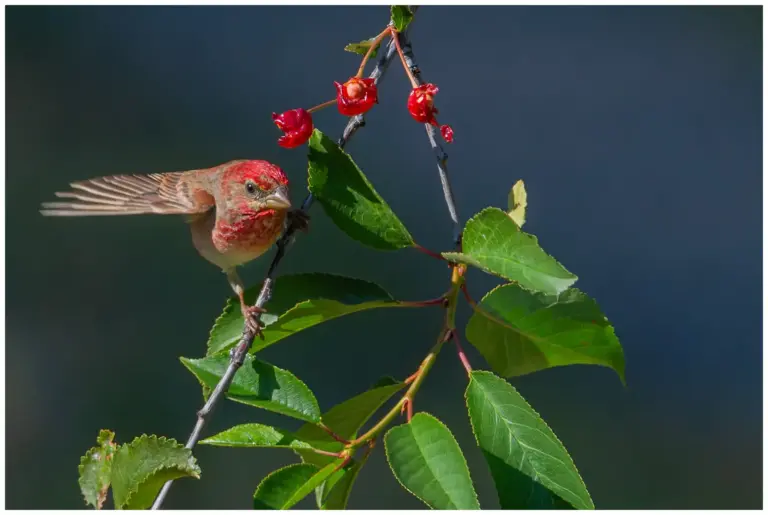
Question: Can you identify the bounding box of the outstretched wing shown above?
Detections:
[40,172,214,216]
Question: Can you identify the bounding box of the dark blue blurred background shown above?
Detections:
[6,5,762,509]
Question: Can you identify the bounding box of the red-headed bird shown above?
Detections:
[41,159,306,335]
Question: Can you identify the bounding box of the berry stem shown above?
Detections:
[356,27,394,78]
[391,29,419,88]
[307,99,337,113]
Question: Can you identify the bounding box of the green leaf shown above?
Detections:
[200,423,313,450]
[507,179,527,227]
[466,284,625,382]
[110,435,200,510]
[308,129,415,251]
[390,6,414,32]
[207,273,399,356]
[253,462,341,510]
[384,413,480,510]
[181,354,321,423]
[318,459,365,510]
[295,380,406,467]
[78,429,117,509]
[466,371,594,509]
[443,207,577,295]
[344,38,380,58]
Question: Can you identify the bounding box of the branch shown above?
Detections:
[150,16,415,511]
[396,29,461,248]
[341,24,469,449]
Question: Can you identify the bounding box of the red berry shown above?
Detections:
[407,83,439,124]
[335,77,378,116]
[272,108,313,148]
[440,124,454,144]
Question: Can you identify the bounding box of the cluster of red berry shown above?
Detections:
[272,27,453,149]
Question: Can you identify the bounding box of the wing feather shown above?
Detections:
[40,171,214,217]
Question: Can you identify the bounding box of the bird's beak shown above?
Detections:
[263,186,292,211]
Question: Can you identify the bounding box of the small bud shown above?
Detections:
[272,108,313,148]
[335,77,378,116]
[440,124,454,144]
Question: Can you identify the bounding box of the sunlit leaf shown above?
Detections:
[78,429,117,509]
[466,371,593,509]
[444,207,577,295]
[384,413,480,509]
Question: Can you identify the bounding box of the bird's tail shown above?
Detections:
[40,172,210,216]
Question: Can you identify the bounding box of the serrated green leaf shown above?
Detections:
[507,179,527,227]
[344,38,380,58]
[318,458,365,510]
[466,371,594,509]
[390,5,414,32]
[295,380,406,468]
[181,354,321,423]
[384,413,480,509]
[200,423,313,450]
[78,429,117,509]
[308,129,415,251]
[207,273,399,356]
[253,462,341,510]
[466,284,625,382]
[110,435,200,510]
[444,207,577,295]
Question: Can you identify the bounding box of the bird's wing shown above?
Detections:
[40,171,215,216]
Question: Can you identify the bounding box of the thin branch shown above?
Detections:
[150,16,414,511]
[396,30,462,248]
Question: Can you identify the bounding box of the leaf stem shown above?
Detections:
[452,330,472,375]
[413,243,446,261]
[399,296,446,308]
[355,27,393,78]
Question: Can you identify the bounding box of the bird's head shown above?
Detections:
[220,160,291,217]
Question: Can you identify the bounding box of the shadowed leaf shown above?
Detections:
[181,354,321,423]
[110,435,200,510]
[253,462,341,510]
[466,284,625,382]
[207,273,399,356]
[308,129,415,250]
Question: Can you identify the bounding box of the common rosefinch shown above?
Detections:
[40,159,306,335]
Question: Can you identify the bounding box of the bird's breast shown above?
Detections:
[189,208,285,270]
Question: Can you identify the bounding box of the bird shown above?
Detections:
[40,159,307,336]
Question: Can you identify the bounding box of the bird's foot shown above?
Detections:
[288,209,310,233]
[241,303,266,340]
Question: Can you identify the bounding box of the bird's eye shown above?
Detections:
[245,181,257,195]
